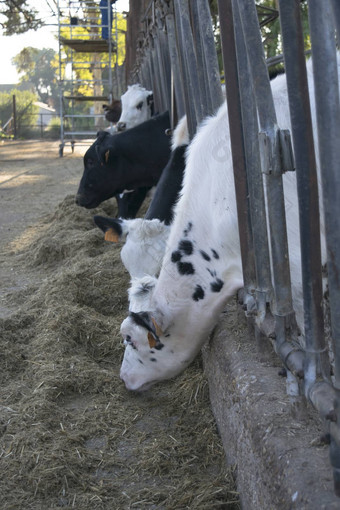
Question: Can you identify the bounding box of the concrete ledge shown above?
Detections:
[202,299,339,510]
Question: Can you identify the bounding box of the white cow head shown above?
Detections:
[119,241,244,391]
[93,216,169,278]
[120,309,197,392]
[117,84,154,131]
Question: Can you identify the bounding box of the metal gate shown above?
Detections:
[128,0,340,496]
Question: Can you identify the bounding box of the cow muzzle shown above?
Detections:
[75,193,99,209]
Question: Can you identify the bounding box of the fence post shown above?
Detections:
[217,0,256,310]
[231,0,273,334]
[308,0,340,495]
[12,95,17,139]
[236,0,299,369]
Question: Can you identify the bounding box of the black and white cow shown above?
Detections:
[117,84,154,132]
[118,56,330,391]
[102,99,122,124]
[93,116,189,278]
[75,112,171,215]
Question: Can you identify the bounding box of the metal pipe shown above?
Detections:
[278,0,328,393]
[330,0,340,41]
[165,12,186,119]
[173,0,197,138]
[217,0,256,298]
[309,0,340,389]
[195,0,224,113]
[174,0,203,130]
[189,0,212,115]
[231,0,273,323]
[237,0,297,345]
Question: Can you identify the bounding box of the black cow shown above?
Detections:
[93,142,187,236]
[144,143,187,224]
[76,112,171,215]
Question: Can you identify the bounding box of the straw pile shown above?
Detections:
[0,195,240,509]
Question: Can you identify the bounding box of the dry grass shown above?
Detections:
[0,195,240,509]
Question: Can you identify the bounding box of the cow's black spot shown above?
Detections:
[150,358,157,362]
[155,342,164,351]
[183,222,193,236]
[207,268,216,277]
[211,248,219,259]
[210,278,224,292]
[150,350,155,354]
[179,239,193,255]
[192,284,205,302]
[177,261,195,275]
[171,250,182,263]
[164,334,171,338]
[138,359,144,364]
[200,250,211,262]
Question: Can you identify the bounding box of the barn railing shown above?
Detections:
[129,0,340,496]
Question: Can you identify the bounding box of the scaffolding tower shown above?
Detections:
[57,0,119,156]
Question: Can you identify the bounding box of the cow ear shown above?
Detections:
[129,311,164,350]
[93,216,123,242]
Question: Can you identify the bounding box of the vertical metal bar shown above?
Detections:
[308,2,340,494]
[192,0,224,114]
[277,0,327,393]
[158,21,172,112]
[165,12,186,119]
[173,0,197,138]
[308,0,340,388]
[12,95,17,139]
[57,0,64,156]
[150,44,163,112]
[330,0,340,41]
[189,0,212,115]
[174,0,204,130]
[231,0,273,318]
[217,0,256,297]
[237,0,297,347]
[154,32,168,111]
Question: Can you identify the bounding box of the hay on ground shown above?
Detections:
[0,195,240,509]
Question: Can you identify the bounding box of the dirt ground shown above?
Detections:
[0,140,240,510]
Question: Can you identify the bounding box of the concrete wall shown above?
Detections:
[202,298,339,509]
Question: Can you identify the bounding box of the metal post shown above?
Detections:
[191,0,224,114]
[174,0,203,134]
[231,0,273,325]
[330,0,340,42]
[189,0,211,115]
[173,0,197,138]
[308,0,340,495]
[217,0,256,302]
[308,0,340,389]
[165,11,186,120]
[277,0,328,393]
[12,95,17,139]
[237,0,298,354]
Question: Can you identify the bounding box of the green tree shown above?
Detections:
[0,89,38,135]
[258,0,310,59]
[12,47,59,106]
[0,0,42,35]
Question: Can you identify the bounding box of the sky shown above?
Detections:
[0,0,129,85]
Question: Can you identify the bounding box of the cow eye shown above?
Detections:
[136,101,143,110]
